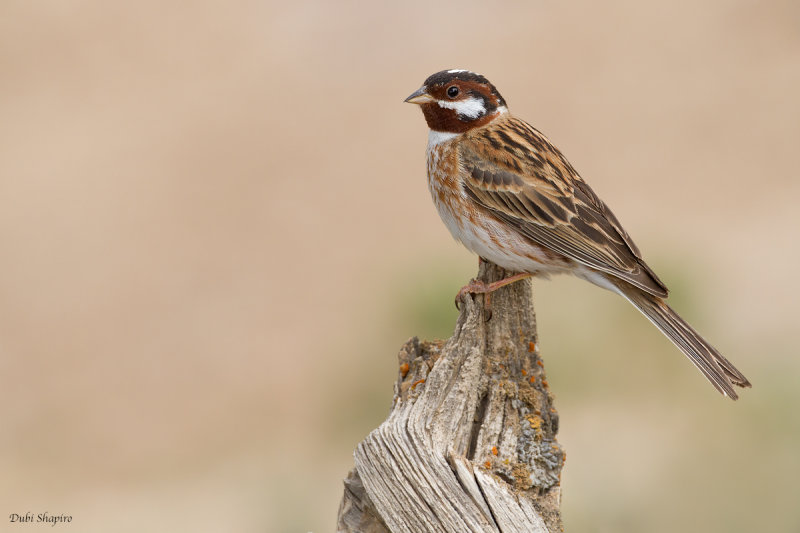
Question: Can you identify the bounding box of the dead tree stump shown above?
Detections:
[337,262,564,532]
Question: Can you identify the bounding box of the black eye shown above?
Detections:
[446,85,460,98]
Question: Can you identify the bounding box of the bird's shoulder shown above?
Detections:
[456,115,580,202]
[453,115,583,226]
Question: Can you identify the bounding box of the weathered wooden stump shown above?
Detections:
[337,262,564,533]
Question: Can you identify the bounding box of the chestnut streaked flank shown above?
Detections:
[405,69,751,399]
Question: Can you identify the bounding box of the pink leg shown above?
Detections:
[455,271,533,312]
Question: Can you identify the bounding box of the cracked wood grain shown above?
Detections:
[337,262,564,532]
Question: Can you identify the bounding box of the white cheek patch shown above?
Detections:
[437,97,487,119]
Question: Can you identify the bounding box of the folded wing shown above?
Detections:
[460,118,668,297]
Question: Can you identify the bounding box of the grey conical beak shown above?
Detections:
[404,86,435,104]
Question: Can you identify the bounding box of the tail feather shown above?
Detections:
[618,285,751,400]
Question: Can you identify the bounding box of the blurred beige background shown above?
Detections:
[2,1,799,532]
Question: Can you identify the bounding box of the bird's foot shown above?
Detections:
[454,272,533,321]
[455,279,490,310]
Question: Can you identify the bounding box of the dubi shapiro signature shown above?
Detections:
[9,513,72,526]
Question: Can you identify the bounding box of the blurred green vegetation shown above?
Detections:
[393,266,466,341]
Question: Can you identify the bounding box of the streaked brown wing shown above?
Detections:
[460,117,668,297]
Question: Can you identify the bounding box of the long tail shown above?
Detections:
[616,284,751,400]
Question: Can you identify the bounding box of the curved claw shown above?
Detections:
[455,279,488,309]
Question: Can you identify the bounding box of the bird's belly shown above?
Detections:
[435,196,563,273]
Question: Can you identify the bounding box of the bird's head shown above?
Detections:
[405,69,507,133]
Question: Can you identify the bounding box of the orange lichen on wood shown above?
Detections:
[411,378,426,389]
[527,415,543,431]
[399,363,410,377]
[528,341,536,352]
[521,369,527,376]
[484,461,492,469]
[491,446,498,456]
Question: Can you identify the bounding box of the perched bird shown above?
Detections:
[405,69,750,399]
